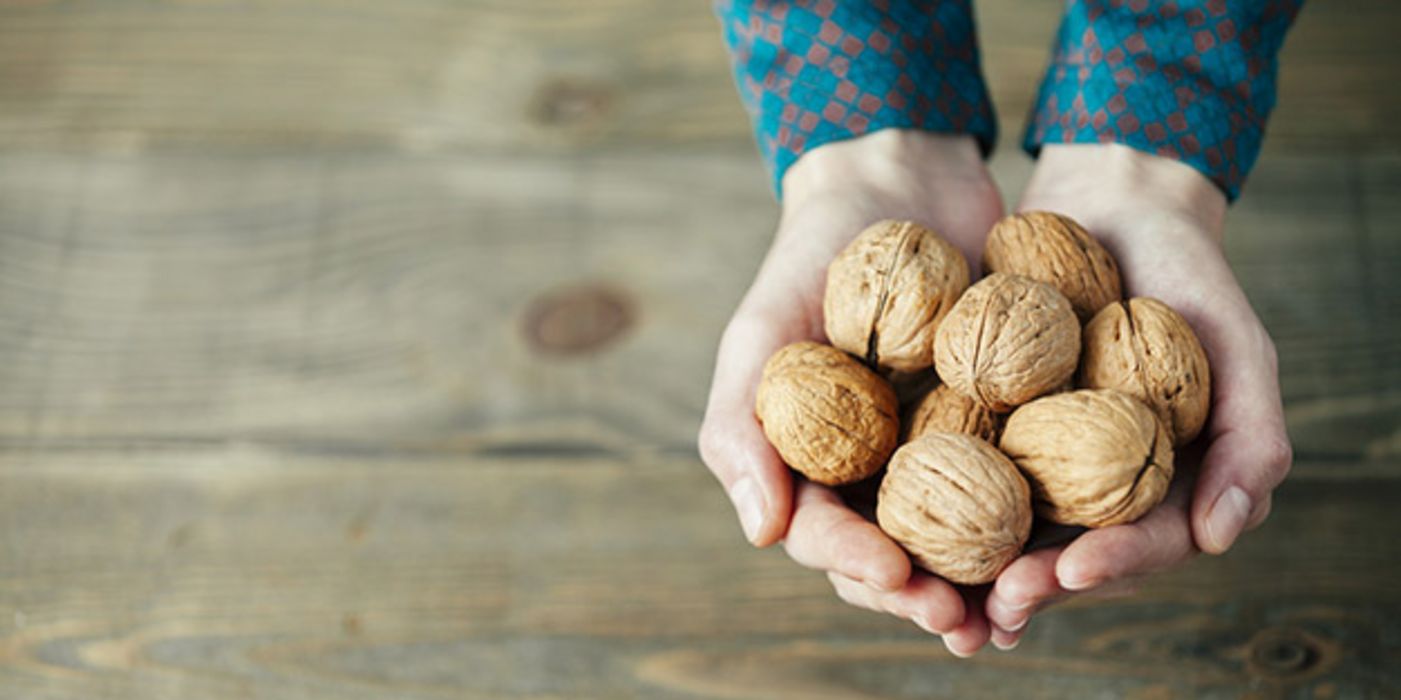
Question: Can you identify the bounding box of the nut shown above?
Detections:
[755,342,899,485]
[904,383,1003,444]
[825,220,970,373]
[1080,298,1212,445]
[876,433,1032,584]
[999,389,1174,527]
[933,273,1081,412]
[983,211,1122,321]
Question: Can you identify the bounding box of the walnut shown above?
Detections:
[983,211,1122,321]
[904,383,1003,444]
[933,273,1081,412]
[999,389,1174,528]
[755,342,899,486]
[876,433,1032,585]
[1080,298,1212,446]
[824,220,970,374]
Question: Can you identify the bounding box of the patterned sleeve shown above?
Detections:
[715,0,998,198]
[1024,0,1304,200]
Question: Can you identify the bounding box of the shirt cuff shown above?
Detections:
[716,0,997,198]
[1022,0,1303,201]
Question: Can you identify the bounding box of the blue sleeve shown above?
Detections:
[1023,0,1305,200]
[715,0,998,198]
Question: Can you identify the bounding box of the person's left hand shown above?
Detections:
[977,144,1293,652]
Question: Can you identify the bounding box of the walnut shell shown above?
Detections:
[932,273,1081,412]
[999,389,1174,528]
[824,220,970,373]
[755,342,899,486]
[983,211,1123,321]
[876,433,1032,585]
[904,383,1003,444]
[1080,298,1212,446]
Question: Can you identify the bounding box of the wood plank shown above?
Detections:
[0,452,1396,698]
[0,0,1396,153]
[0,2,1398,698]
[0,149,774,458]
[1226,150,1401,464]
[0,146,1397,469]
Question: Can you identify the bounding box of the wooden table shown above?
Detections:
[0,1,1398,697]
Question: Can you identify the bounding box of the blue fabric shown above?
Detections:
[1023,0,1304,200]
[715,0,997,197]
[715,0,1303,201]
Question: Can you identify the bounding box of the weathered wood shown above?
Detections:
[0,0,1397,153]
[0,0,1398,697]
[0,454,1396,698]
[0,147,1396,468]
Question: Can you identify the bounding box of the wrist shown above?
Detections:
[781,130,990,210]
[1020,144,1228,245]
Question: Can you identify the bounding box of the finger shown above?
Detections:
[828,571,885,614]
[943,588,991,658]
[786,481,912,591]
[1056,478,1196,591]
[1190,323,1292,555]
[990,624,1024,652]
[988,574,1147,652]
[698,313,803,546]
[828,571,966,634]
[986,547,1066,633]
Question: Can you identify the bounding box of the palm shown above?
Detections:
[985,191,1289,651]
[699,140,1005,655]
[705,139,1289,657]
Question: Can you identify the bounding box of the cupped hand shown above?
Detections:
[982,144,1292,651]
[698,129,1005,655]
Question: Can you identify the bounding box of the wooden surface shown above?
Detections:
[0,1,1398,698]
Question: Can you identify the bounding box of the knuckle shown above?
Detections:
[1261,335,1281,373]
[783,516,828,571]
[1262,435,1293,485]
[827,573,863,607]
[696,421,721,466]
[782,536,812,568]
[697,419,744,484]
[819,517,867,568]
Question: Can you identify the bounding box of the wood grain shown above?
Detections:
[0,0,1398,697]
[0,146,1395,468]
[0,0,1397,152]
[0,454,1397,698]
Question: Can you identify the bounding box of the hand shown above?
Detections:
[698,129,1006,655]
[982,144,1293,651]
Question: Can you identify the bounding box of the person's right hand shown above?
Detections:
[697,129,1006,656]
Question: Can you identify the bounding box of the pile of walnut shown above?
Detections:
[755,213,1211,585]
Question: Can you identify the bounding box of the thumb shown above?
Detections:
[1191,322,1292,554]
[698,312,800,546]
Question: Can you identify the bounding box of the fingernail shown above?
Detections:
[992,634,1021,652]
[1058,564,1100,591]
[912,614,952,636]
[1059,574,1099,592]
[730,476,766,544]
[992,597,1030,616]
[988,599,1029,630]
[943,637,974,659]
[1206,486,1251,553]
